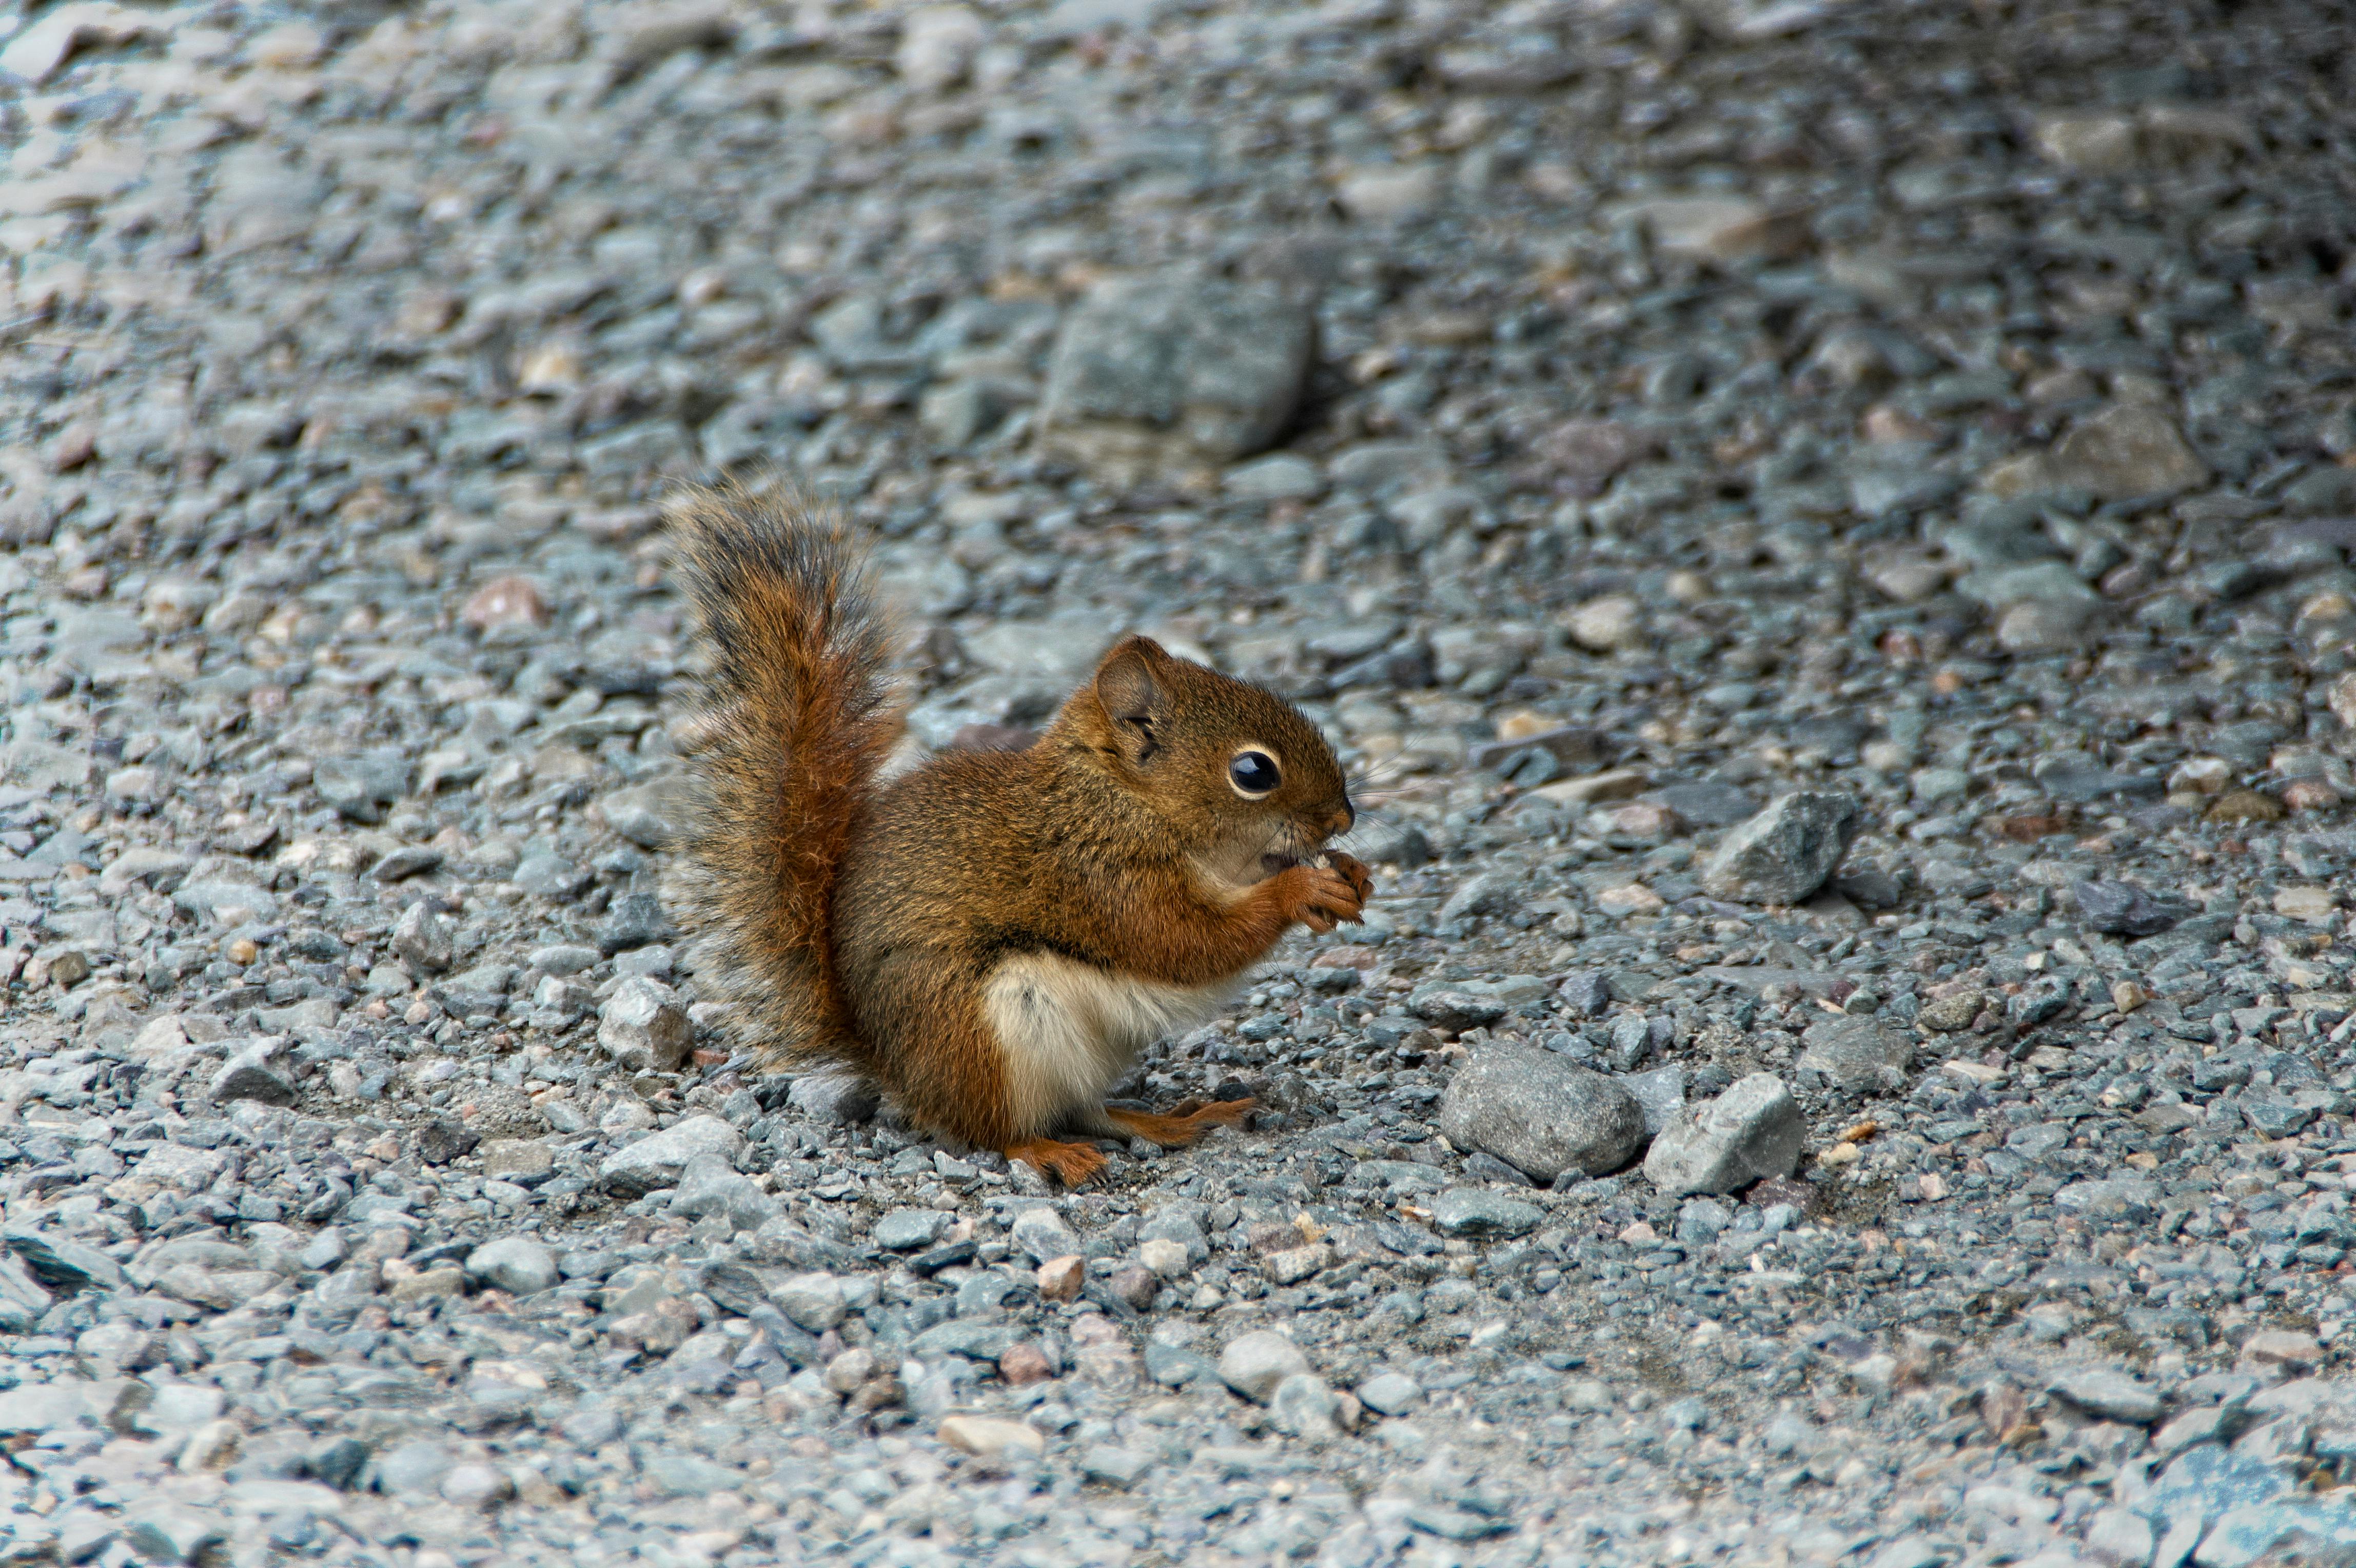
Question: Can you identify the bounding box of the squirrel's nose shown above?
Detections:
[1331,803,1356,836]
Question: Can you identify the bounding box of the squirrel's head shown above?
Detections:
[1067,635,1354,877]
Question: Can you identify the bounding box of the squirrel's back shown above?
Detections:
[664,482,901,1073]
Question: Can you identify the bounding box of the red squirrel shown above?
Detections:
[666,482,1373,1185]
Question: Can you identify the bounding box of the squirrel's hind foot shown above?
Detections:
[1105,1097,1257,1149]
[1006,1136,1107,1187]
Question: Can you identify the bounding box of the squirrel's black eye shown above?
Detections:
[1228,751,1281,797]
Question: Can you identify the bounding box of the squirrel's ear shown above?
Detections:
[1093,637,1167,751]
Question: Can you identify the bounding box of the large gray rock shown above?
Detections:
[1356,1371,1423,1417]
[873,1208,951,1251]
[1009,1206,1081,1264]
[1796,1016,1916,1088]
[597,976,692,1073]
[1701,792,1862,905]
[208,1036,295,1107]
[2046,403,2208,499]
[1219,1330,1311,1403]
[1267,1373,1342,1442]
[390,901,453,973]
[771,1271,846,1332]
[1436,1045,1647,1183]
[1643,1074,1807,1196]
[1619,1065,1686,1137]
[598,1115,743,1198]
[668,1152,782,1233]
[312,751,411,824]
[0,1380,90,1436]
[465,1236,559,1296]
[1038,273,1316,480]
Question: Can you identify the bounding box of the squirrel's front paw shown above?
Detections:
[1279,864,1364,933]
[1325,850,1375,905]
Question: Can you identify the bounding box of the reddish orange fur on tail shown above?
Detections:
[663,481,900,1074]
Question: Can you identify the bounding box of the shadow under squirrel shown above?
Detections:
[665,482,1373,1186]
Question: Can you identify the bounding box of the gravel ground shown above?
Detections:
[6,0,2356,1564]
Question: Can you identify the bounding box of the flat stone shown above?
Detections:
[367,845,441,883]
[666,1151,780,1233]
[1618,194,1782,263]
[1408,983,1509,1030]
[1261,1242,1330,1286]
[1224,453,1324,502]
[511,851,590,899]
[2072,880,2193,937]
[6,1228,123,1292]
[1655,781,1759,827]
[0,1380,91,1435]
[2048,1368,2165,1425]
[1618,1065,1687,1138]
[937,1415,1045,1459]
[208,1053,296,1107]
[481,1139,554,1182]
[1356,1371,1424,1416]
[641,1452,739,1497]
[390,902,453,972]
[598,1115,743,1198]
[1143,1341,1213,1387]
[1429,1187,1543,1239]
[2054,1176,2159,1222]
[373,1439,455,1494]
[874,1209,952,1251]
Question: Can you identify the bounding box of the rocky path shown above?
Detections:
[4,0,2356,1564]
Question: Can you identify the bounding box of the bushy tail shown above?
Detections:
[665,481,898,1072]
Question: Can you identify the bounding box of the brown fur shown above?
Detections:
[665,481,901,1076]
[667,487,1370,1183]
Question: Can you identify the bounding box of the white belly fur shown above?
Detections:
[980,953,1239,1135]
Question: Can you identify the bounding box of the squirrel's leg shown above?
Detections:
[1102,1100,1256,1149]
[1003,1137,1107,1186]
[905,979,1116,1186]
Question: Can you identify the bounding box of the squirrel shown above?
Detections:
[664,482,1373,1186]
